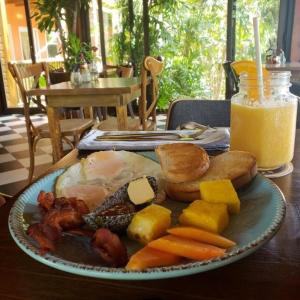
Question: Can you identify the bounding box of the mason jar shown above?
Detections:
[230,71,298,170]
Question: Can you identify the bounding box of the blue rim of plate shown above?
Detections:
[8,170,286,280]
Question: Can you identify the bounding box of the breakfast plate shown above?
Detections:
[8,159,285,280]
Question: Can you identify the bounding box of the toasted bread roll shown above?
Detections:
[165,150,257,202]
[155,143,210,183]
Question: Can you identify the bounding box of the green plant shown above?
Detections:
[32,0,91,70]
[63,33,93,72]
[113,0,279,109]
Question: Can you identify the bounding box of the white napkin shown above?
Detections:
[77,128,230,151]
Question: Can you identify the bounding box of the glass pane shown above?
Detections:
[150,2,228,106]
[235,0,280,62]
[20,30,31,60]
[112,1,227,107]
[89,0,102,66]
[89,0,120,66]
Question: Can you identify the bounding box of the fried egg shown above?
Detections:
[55,151,164,211]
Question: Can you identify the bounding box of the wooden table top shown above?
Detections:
[266,62,300,71]
[1,135,300,300]
[28,77,141,96]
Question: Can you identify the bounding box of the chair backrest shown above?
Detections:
[102,64,133,79]
[8,62,49,135]
[116,65,133,78]
[166,99,231,130]
[223,61,239,98]
[139,56,164,130]
[8,62,49,104]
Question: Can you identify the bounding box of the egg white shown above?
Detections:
[55,151,165,210]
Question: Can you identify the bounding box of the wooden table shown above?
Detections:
[28,77,142,162]
[1,137,300,300]
[266,62,300,82]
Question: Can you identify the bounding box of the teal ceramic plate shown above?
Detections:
[8,170,285,280]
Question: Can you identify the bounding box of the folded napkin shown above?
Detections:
[77,128,230,151]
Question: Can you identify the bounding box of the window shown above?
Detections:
[46,31,61,58]
[19,27,30,61]
[235,1,280,61]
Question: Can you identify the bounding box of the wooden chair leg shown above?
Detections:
[28,138,35,183]
[62,136,75,149]
[95,107,102,121]
[73,134,80,146]
[32,136,39,153]
[128,102,135,119]
[101,107,107,120]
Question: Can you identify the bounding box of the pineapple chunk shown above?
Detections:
[199,179,240,214]
[179,200,229,233]
[127,204,171,244]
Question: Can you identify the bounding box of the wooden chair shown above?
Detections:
[8,62,94,183]
[166,99,231,130]
[222,61,239,99]
[98,56,164,131]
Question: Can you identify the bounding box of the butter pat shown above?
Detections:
[127,177,155,205]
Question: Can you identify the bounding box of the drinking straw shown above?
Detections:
[253,17,264,103]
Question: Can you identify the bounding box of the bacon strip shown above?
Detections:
[37,191,55,211]
[27,223,60,255]
[28,192,90,255]
[92,228,128,267]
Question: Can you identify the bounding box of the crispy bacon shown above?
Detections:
[43,207,85,232]
[64,228,95,238]
[92,228,128,267]
[28,194,90,255]
[54,197,90,215]
[27,223,60,255]
[37,191,55,211]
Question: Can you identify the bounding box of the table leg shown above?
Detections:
[83,106,93,118]
[116,105,128,130]
[47,106,63,162]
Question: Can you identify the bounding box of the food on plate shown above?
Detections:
[91,228,128,267]
[83,176,157,232]
[82,151,125,181]
[125,246,181,271]
[27,191,90,254]
[27,223,60,255]
[148,234,225,260]
[127,204,171,244]
[127,176,155,205]
[56,150,165,210]
[179,200,229,233]
[37,191,55,211]
[26,147,244,270]
[85,202,136,233]
[167,227,236,248]
[165,150,257,202]
[155,143,210,183]
[199,179,240,214]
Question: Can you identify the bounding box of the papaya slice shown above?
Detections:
[125,246,181,271]
[168,227,236,248]
[148,235,225,261]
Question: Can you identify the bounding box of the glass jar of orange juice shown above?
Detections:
[230,71,298,170]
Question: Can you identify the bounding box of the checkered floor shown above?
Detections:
[0,113,167,197]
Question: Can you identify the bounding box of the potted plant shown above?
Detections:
[32,0,92,82]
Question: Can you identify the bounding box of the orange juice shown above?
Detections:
[230,101,297,169]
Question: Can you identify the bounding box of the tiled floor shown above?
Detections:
[0,113,167,196]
